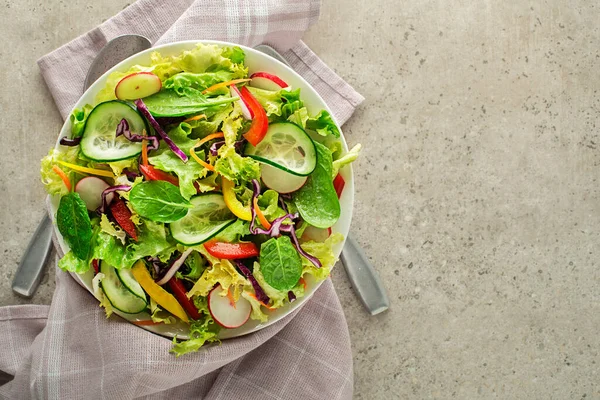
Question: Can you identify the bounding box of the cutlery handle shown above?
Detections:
[12,215,54,298]
[340,234,390,315]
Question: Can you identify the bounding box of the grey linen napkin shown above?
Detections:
[0,1,364,398]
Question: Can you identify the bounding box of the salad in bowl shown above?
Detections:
[40,42,360,356]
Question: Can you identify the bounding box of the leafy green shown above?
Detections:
[40,147,81,196]
[252,262,305,309]
[176,250,206,281]
[171,312,219,357]
[259,236,302,291]
[257,190,286,220]
[241,289,269,322]
[149,146,208,200]
[99,214,126,244]
[107,158,137,176]
[332,143,362,178]
[188,245,247,301]
[56,192,92,260]
[214,105,261,183]
[212,219,250,242]
[164,71,236,96]
[69,104,93,138]
[91,231,129,269]
[306,110,341,138]
[129,181,192,223]
[293,142,340,228]
[143,89,238,117]
[221,46,246,64]
[128,219,176,263]
[58,251,90,273]
[300,233,344,281]
[246,87,303,122]
[149,298,177,324]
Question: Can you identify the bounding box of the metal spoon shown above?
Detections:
[12,35,152,298]
[254,44,389,315]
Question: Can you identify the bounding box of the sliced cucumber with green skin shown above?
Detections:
[80,100,148,162]
[115,267,146,301]
[100,261,147,314]
[170,193,236,246]
[245,122,317,176]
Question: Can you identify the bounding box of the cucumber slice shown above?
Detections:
[115,267,146,301]
[245,122,317,176]
[100,261,147,314]
[80,100,147,162]
[170,193,236,246]
[261,163,307,193]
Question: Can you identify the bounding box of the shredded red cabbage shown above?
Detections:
[156,248,194,286]
[96,185,132,214]
[122,169,140,181]
[249,179,322,268]
[288,291,296,302]
[233,260,270,304]
[134,99,188,162]
[59,137,81,146]
[146,256,165,275]
[116,118,159,151]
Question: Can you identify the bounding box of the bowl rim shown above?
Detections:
[51,39,354,340]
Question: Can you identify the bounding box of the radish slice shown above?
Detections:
[302,225,331,242]
[230,85,253,120]
[115,72,162,100]
[75,176,112,211]
[261,164,307,194]
[250,72,288,91]
[208,284,251,329]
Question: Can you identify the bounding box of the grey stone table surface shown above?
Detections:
[1,0,599,398]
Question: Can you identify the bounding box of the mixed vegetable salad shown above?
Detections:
[40,43,361,356]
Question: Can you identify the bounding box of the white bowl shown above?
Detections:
[51,40,353,340]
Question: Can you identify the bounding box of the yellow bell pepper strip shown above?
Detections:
[56,160,114,178]
[183,114,206,123]
[221,178,252,221]
[52,165,71,191]
[131,261,189,323]
[201,79,251,94]
[253,197,271,230]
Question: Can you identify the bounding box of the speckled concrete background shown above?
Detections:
[1,1,599,398]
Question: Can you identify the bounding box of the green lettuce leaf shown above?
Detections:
[40,147,81,196]
[164,71,236,96]
[257,190,286,220]
[170,311,219,357]
[300,233,344,281]
[149,298,177,324]
[188,245,247,301]
[58,251,90,273]
[306,110,341,138]
[241,289,269,323]
[149,144,208,200]
[69,104,93,138]
[176,250,206,282]
[212,219,250,242]
[252,262,305,309]
[128,219,176,263]
[107,158,137,176]
[332,143,362,178]
[99,214,127,245]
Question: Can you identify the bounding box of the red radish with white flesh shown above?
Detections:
[208,284,251,329]
[260,164,307,194]
[230,85,253,120]
[75,177,112,211]
[302,225,331,242]
[250,72,288,91]
[115,72,162,100]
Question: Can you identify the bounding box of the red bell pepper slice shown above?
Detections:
[109,198,138,241]
[167,278,201,320]
[203,240,259,259]
[240,86,269,146]
[333,173,345,198]
[92,259,99,274]
[139,164,179,186]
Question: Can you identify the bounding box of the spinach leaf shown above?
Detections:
[143,89,238,117]
[129,181,192,223]
[259,236,302,291]
[292,142,341,228]
[56,192,92,260]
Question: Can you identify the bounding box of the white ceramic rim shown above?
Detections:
[51,40,354,340]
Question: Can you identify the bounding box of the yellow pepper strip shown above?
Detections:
[56,160,114,177]
[221,178,252,221]
[131,261,189,323]
[202,79,251,94]
[190,132,226,172]
[253,197,271,230]
[183,114,206,123]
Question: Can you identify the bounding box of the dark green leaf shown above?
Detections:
[143,89,238,117]
[260,236,302,291]
[56,192,93,260]
[293,142,340,228]
[129,181,192,223]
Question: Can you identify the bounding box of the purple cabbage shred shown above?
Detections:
[134,99,188,162]
[233,260,270,304]
[115,118,159,151]
[209,139,246,156]
[59,137,81,146]
[96,185,132,214]
[288,291,296,302]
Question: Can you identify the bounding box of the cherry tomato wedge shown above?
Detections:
[109,198,138,241]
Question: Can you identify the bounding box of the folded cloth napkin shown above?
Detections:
[0,0,364,398]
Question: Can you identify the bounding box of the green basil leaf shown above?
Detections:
[143,89,238,117]
[129,181,192,223]
[259,236,302,291]
[56,192,92,260]
[293,142,341,228]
